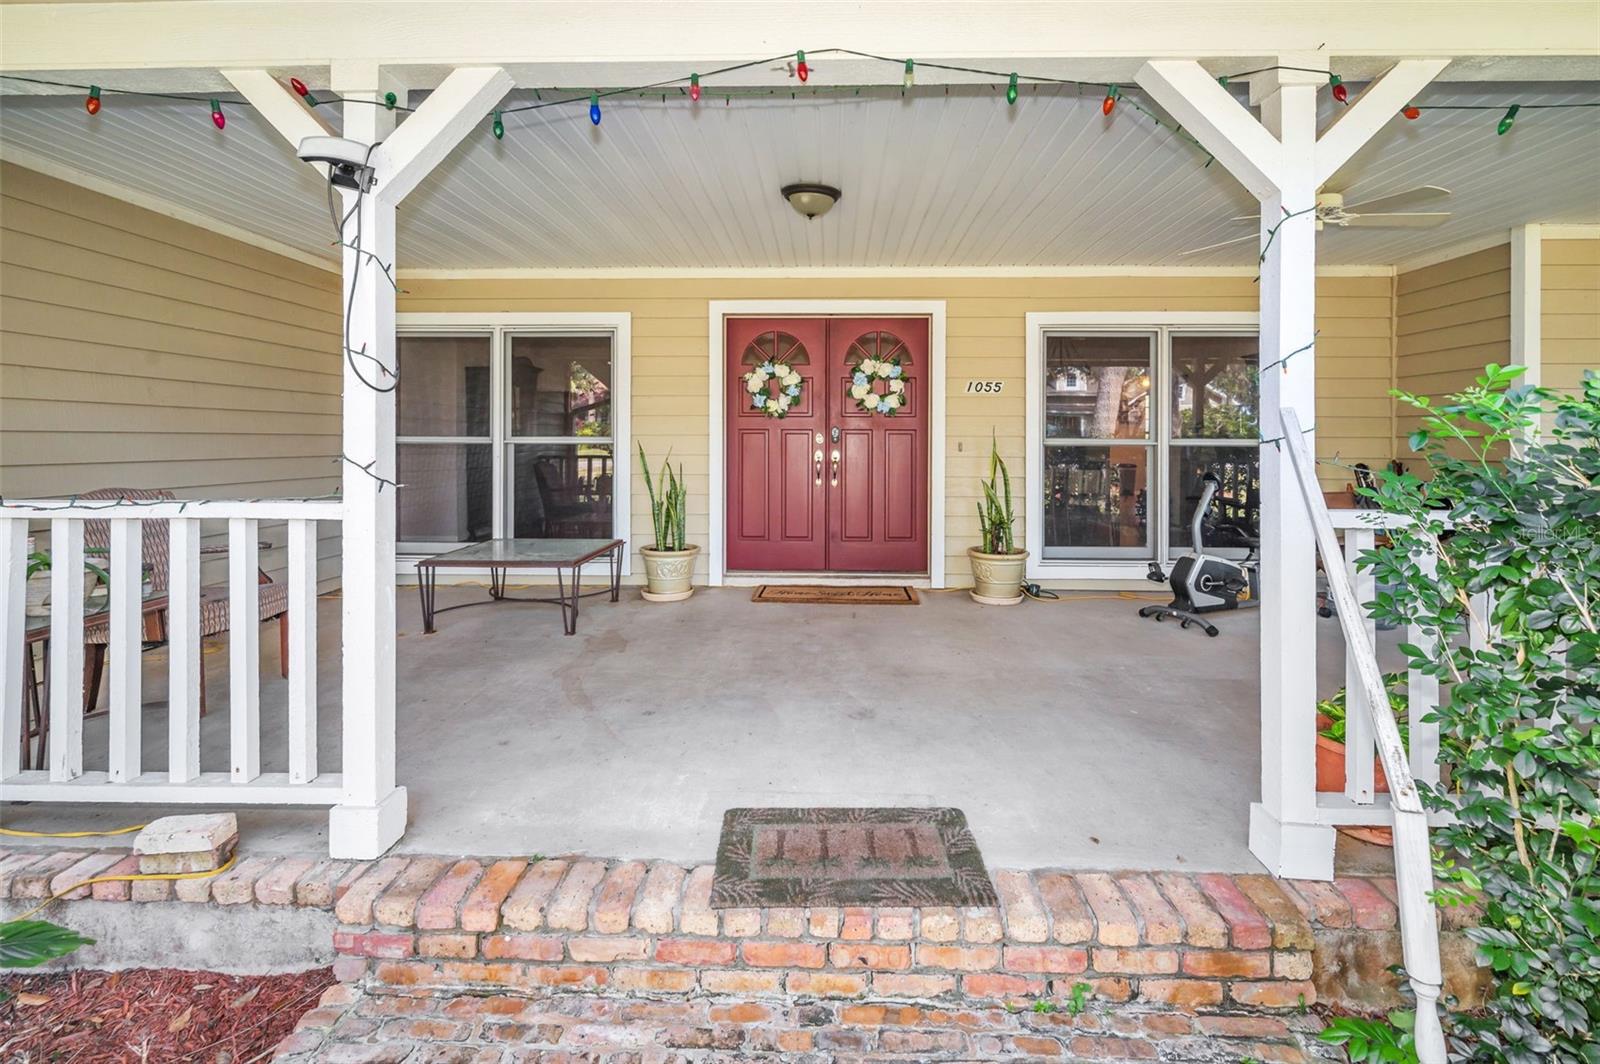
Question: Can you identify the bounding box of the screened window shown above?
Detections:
[1041,334,1155,557]
[396,327,623,552]
[1037,327,1259,563]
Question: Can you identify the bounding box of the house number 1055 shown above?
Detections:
[965,380,1004,394]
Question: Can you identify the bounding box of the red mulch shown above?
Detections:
[0,967,334,1063]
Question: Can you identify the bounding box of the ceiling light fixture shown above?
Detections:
[781,182,840,220]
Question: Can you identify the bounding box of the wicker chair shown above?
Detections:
[79,488,290,714]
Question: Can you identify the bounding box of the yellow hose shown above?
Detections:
[9,853,239,923]
[1,821,240,922]
[0,824,148,838]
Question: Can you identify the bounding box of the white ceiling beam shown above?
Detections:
[373,66,512,204]
[1314,59,1449,186]
[2,2,1595,72]
[222,68,336,178]
[1135,59,1283,199]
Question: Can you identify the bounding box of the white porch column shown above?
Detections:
[1250,61,1330,879]
[327,61,406,858]
[231,64,512,858]
[1137,56,1446,879]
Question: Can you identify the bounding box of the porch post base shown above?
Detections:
[329,786,409,859]
[1249,802,1335,881]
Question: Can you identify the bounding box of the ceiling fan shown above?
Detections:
[1180,185,1452,256]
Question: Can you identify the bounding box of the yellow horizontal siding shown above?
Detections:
[1542,238,1600,396]
[0,162,343,585]
[1394,244,1511,463]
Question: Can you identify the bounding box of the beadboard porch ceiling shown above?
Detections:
[0,76,1596,269]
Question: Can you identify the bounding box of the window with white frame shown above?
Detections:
[1030,320,1259,566]
[395,319,629,555]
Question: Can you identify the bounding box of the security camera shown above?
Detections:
[297,135,377,191]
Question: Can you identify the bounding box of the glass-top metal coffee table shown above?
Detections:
[415,538,624,636]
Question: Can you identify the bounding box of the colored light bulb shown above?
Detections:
[289,77,308,97]
[1402,105,1421,120]
[1497,103,1519,135]
[1103,85,1117,116]
[1329,74,1348,103]
[904,59,915,89]
[210,99,225,129]
[1006,73,1018,105]
[590,92,601,125]
[796,51,809,82]
[85,86,101,115]
[689,73,700,102]
[491,111,504,139]
[384,91,397,110]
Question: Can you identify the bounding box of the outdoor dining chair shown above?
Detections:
[77,487,290,716]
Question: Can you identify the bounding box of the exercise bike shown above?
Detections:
[1139,472,1259,637]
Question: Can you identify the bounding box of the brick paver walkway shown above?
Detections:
[274,982,1341,1062]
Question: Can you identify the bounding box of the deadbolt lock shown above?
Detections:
[830,426,841,443]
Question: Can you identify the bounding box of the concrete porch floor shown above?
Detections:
[4,582,1400,871]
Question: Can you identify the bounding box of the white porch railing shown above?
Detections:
[1280,408,1446,1062]
[1,499,343,806]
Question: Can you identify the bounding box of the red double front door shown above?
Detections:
[726,316,929,573]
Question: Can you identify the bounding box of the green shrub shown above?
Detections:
[1357,367,1599,1063]
[1318,672,1410,750]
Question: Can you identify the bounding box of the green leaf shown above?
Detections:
[0,919,94,968]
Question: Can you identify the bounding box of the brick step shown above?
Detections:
[0,848,1485,1014]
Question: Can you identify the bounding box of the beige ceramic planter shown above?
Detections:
[968,547,1028,605]
[640,545,700,602]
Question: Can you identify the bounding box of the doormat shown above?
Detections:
[711,807,997,908]
[750,585,919,605]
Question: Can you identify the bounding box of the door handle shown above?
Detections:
[814,449,824,486]
[830,448,840,487]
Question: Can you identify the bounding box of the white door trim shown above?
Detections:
[1024,310,1260,581]
[708,300,948,588]
[394,311,631,578]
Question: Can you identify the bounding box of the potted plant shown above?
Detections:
[25,547,110,618]
[968,436,1028,604]
[1316,672,1409,845]
[638,444,698,602]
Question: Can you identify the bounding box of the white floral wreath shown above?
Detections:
[744,360,804,418]
[848,356,908,415]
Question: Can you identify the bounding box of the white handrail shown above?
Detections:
[1280,408,1446,1063]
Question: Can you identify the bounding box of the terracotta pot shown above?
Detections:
[967,547,1028,605]
[1315,735,1391,793]
[640,545,699,602]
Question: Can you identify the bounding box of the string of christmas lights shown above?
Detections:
[5,50,1592,145]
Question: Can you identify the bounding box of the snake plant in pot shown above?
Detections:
[638,444,698,602]
[968,436,1028,604]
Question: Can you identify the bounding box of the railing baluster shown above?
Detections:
[168,518,202,783]
[287,518,318,783]
[1408,548,1442,787]
[107,518,142,781]
[1343,526,1377,803]
[228,518,261,782]
[48,518,86,781]
[0,519,26,779]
